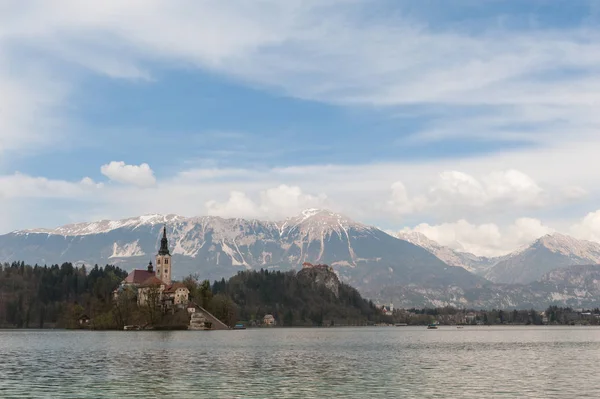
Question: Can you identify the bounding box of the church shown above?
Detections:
[116,226,190,309]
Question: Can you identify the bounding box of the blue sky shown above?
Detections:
[1,0,600,256]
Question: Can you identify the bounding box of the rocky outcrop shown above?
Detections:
[298,263,340,298]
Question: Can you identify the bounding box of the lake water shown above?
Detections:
[1,326,599,398]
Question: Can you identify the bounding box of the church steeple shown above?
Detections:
[155,225,172,285]
[159,225,170,256]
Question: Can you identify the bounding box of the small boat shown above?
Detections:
[233,324,246,330]
[123,325,141,331]
[427,324,438,329]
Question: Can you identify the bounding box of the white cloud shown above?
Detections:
[259,185,328,217]
[570,210,600,243]
[387,181,427,215]
[0,172,101,199]
[563,186,588,200]
[0,1,599,252]
[80,177,104,189]
[100,161,156,187]
[206,191,261,219]
[0,59,68,157]
[0,158,596,258]
[2,1,600,155]
[405,217,554,257]
[431,169,543,207]
[205,185,328,220]
[387,169,545,217]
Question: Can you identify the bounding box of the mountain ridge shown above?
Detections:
[484,233,600,284]
[371,263,600,309]
[0,209,483,292]
[396,231,500,273]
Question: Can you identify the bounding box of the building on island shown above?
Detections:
[263,314,276,326]
[78,314,91,327]
[115,226,190,310]
[302,262,333,272]
[376,303,394,316]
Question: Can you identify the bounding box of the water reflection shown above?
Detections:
[1,327,600,398]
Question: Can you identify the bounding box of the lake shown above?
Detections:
[1,326,599,398]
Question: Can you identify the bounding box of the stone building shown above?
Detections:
[263,314,276,326]
[116,226,189,309]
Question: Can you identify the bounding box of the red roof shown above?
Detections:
[123,270,155,284]
[140,276,165,287]
[164,282,188,293]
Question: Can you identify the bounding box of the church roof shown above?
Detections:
[123,270,155,285]
[140,275,166,287]
[164,282,188,293]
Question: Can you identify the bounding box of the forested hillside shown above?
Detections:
[0,262,126,328]
[211,267,392,326]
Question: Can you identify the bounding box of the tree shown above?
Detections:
[141,285,162,326]
[113,286,137,329]
[198,280,213,309]
[210,293,238,327]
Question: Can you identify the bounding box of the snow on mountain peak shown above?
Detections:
[534,232,600,260]
[281,209,369,233]
[17,214,186,236]
[300,208,324,219]
[397,231,437,249]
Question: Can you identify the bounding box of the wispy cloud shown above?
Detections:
[2,1,599,152]
[0,0,599,256]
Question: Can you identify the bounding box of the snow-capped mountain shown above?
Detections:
[485,233,600,284]
[0,209,483,291]
[396,231,499,274]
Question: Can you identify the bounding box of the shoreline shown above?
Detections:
[3,324,600,332]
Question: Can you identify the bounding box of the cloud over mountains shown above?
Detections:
[0,1,599,256]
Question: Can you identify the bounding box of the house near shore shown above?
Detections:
[114,226,190,310]
[78,314,90,327]
[263,314,276,326]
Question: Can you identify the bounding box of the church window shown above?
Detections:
[165,258,169,265]
[157,259,161,265]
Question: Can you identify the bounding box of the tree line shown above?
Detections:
[4,260,594,329]
[397,306,600,325]
[0,261,126,328]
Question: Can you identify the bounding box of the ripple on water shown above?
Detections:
[1,327,600,398]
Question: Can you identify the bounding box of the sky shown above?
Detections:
[1,0,600,256]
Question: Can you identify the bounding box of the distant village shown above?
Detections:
[389,306,600,326]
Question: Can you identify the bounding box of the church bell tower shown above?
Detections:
[155,225,172,285]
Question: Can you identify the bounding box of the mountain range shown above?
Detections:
[2,209,600,308]
[396,231,501,274]
[0,209,480,291]
[397,230,600,285]
[371,264,600,310]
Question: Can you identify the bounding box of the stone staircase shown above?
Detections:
[189,306,229,330]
